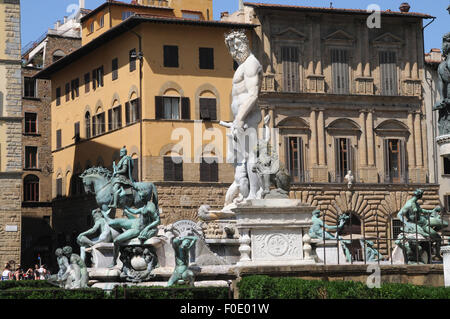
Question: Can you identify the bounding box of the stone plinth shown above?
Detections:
[233,199,316,267]
[312,240,349,264]
[85,243,121,269]
[441,246,450,287]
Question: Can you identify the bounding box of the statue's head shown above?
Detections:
[92,208,102,220]
[55,248,63,257]
[62,246,72,256]
[225,29,250,65]
[413,189,424,199]
[312,209,321,217]
[443,32,450,57]
[120,146,127,157]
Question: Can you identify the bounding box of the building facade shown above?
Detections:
[220,2,441,257]
[0,0,22,267]
[20,9,84,267]
[36,0,253,249]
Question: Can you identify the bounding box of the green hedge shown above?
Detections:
[0,281,229,299]
[237,275,450,299]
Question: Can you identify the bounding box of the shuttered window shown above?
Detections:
[112,58,119,81]
[155,96,190,120]
[380,51,398,96]
[164,45,179,68]
[200,157,218,182]
[84,73,90,93]
[130,49,137,72]
[65,83,70,101]
[56,129,62,149]
[74,122,80,142]
[164,156,183,181]
[56,87,61,106]
[282,46,300,93]
[199,48,214,69]
[199,98,217,121]
[56,178,63,197]
[71,78,79,100]
[85,112,91,139]
[384,139,406,183]
[285,136,305,183]
[331,49,349,94]
[335,138,353,183]
[108,105,122,130]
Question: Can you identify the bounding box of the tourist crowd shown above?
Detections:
[1,263,51,281]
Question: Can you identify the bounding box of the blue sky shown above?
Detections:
[21,0,450,52]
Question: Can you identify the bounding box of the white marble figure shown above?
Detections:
[223,29,263,205]
[344,170,354,189]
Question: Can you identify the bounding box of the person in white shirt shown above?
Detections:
[1,264,12,280]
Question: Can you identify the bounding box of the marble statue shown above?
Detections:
[223,29,263,204]
[80,164,158,214]
[253,115,291,199]
[433,32,450,135]
[48,248,71,288]
[62,246,89,288]
[77,208,119,262]
[101,201,160,267]
[395,189,447,263]
[167,235,198,287]
[344,170,354,189]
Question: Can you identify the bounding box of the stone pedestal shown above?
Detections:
[441,246,450,287]
[85,243,121,268]
[233,199,316,267]
[312,240,348,264]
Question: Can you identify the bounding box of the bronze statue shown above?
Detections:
[109,146,135,209]
[167,236,198,287]
[433,33,450,135]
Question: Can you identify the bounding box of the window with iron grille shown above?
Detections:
[281,46,300,93]
[380,51,398,96]
[199,48,214,69]
[200,157,218,182]
[392,219,403,240]
[164,45,179,68]
[24,112,37,134]
[24,175,39,202]
[24,77,37,98]
[331,49,349,94]
[199,98,217,121]
[285,136,305,183]
[25,146,38,169]
[164,156,183,181]
[112,58,118,81]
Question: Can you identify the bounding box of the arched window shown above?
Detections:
[85,112,91,139]
[24,174,39,202]
[52,50,65,63]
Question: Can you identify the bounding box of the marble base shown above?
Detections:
[313,240,349,264]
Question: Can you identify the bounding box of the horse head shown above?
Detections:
[80,167,112,195]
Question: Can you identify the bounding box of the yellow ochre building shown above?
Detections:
[35,0,254,240]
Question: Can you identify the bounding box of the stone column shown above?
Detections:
[317,109,326,166]
[310,109,318,166]
[314,21,322,76]
[363,23,371,77]
[407,110,416,168]
[359,110,367,167]
[442,246,450,287]
[414,111,423,167]
[238,228,251,263]
[308,20,314,76]
[411,24,418,79]
[356,21,363,77]
[366,110,375,166]
[404,26,412,79]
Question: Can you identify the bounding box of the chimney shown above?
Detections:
[79,0,85,9]
[399,2,410,13]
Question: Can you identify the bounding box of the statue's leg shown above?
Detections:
[182,269,195,286]
[167,270,181,287]
[110,229,141,267]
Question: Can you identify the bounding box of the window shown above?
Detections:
[164,45,179,68]
[125,98,140,125]
[85,112,91,139]
[93,112,105,136]
[285,136,305,183]
[24,112,37,134]
[56,177,63,198]
[281,46,300,92]
[71,174,84,196]
[112,58,118,81]
[164,156,183,181]
[129,49,137,72]
[380,51,398,96]
[122,11,134,20]
[384,139,405,183]
[52,50,65,63]
[24,77,37,98]
[335,138,353,183]
[108,105,122,130]
[331,49,349,94]
[444,157,450,175]
[155,96,190,120]
[89,22,94,33]
[92,66,104,90]
[74,122,80,143]
[56,129,62,149]
[56,87,61,106]
[132,158,138,182]
[25,146,38,169]
[200,157,218,182]
[199,98,217,121]
[99,15,104,28]
[84,73,90,93]
[65,82,70,102]
[71,78,79,100]
[392,219,403,240]
[182,11,202,20]
[199,48,214,69]
[444,195,450,213]
[24,175,39,202]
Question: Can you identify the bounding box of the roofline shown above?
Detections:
[35,15,256,79]
[80,1,174,23]
[244,2,435,19]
